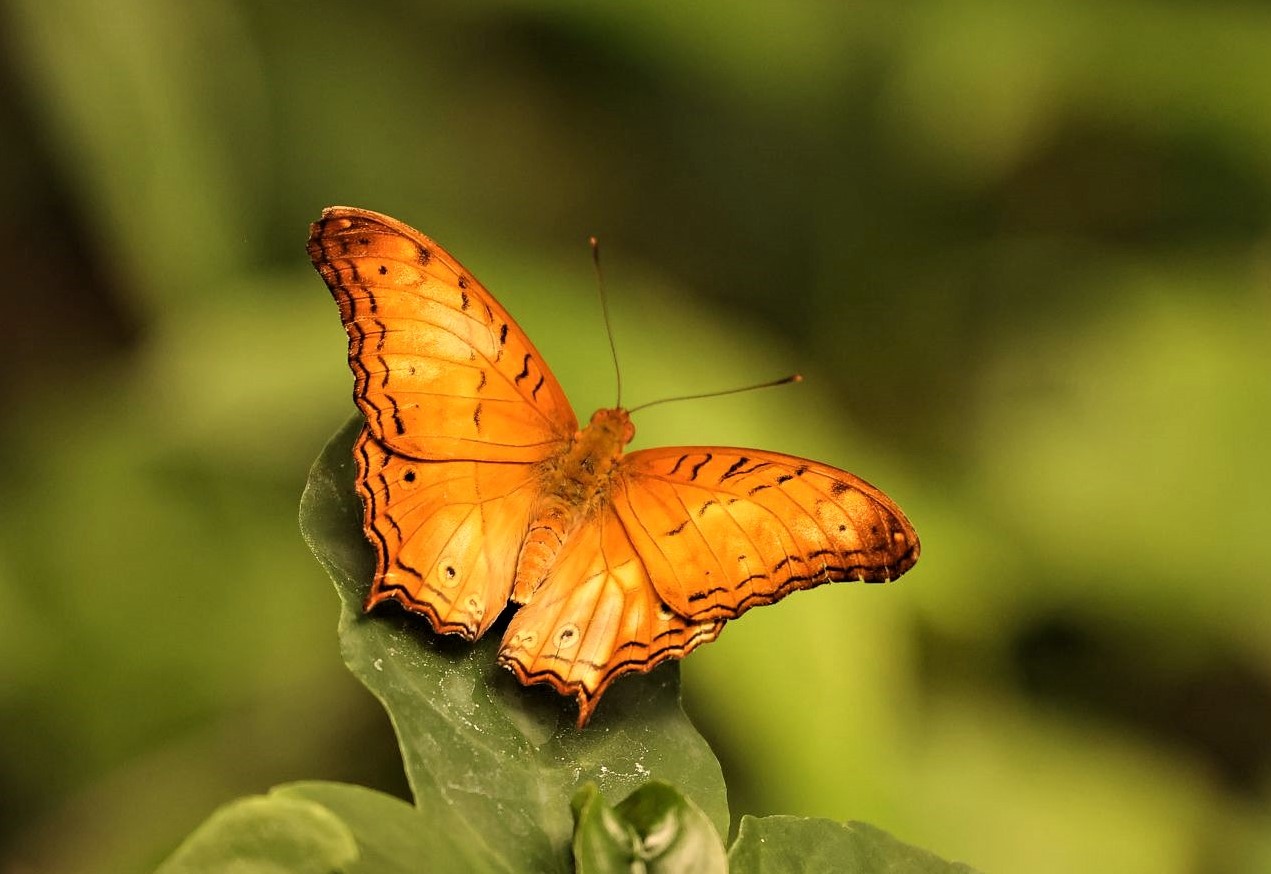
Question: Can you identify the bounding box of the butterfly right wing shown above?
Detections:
[309,207,578,463]
[355,428,542,640]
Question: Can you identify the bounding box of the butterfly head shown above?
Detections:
[585,407,636,450]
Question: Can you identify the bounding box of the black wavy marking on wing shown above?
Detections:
[498,620,724,699]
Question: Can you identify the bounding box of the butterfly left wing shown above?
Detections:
[611,447,919,622]
[310,207,582,640]
[497,505,724,727]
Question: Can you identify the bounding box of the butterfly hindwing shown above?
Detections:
[309,207,578,463]
[612,447,920,622]
[497,505,724,727]
[355,427,541,640]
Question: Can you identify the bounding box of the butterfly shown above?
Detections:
[308,207,920,727]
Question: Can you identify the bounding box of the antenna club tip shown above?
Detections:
[588,235,599,248]
[790,373,804,384]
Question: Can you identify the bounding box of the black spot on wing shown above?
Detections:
[689,454,713,481]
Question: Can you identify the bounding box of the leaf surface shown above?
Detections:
[728,815,982,874]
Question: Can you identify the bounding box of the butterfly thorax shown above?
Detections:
[511,408,635,603]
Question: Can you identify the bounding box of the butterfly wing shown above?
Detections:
[611,447,919,621]
[309,207,578,463]
[497,505,724,727]
[354,427,542,639]
[311,207,579,637]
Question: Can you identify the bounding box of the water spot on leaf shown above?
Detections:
[445,671,477,714]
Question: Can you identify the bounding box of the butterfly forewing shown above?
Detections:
[613,447,919,621]
[309,207,578,463]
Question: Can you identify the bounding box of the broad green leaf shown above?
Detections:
[155,791,355,874]
[299,417,729,873]
[572,782,727,874]
[156,781,493,874]
[728,816,981,874]
[274,782,499,873]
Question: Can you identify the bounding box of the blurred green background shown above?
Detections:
[2,1,1270,871]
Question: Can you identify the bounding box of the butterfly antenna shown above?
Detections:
[590,236,623,408]
[628,373,803,414]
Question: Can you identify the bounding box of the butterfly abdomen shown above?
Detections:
[511,408,635,602]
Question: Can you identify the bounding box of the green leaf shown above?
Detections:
[727,816,982,874]
[571,784,641,874]
[156,781,494,874]
[155,792,355,874]
[299,417,729,873]
[274,782,501,873]
[572,781,727,874]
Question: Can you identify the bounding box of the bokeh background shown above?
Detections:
[2,1,1270,872]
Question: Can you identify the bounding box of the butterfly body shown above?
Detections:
[310,207,919,727]
[513,408,635,603]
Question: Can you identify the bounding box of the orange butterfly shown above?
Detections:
[308,207,919,727]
